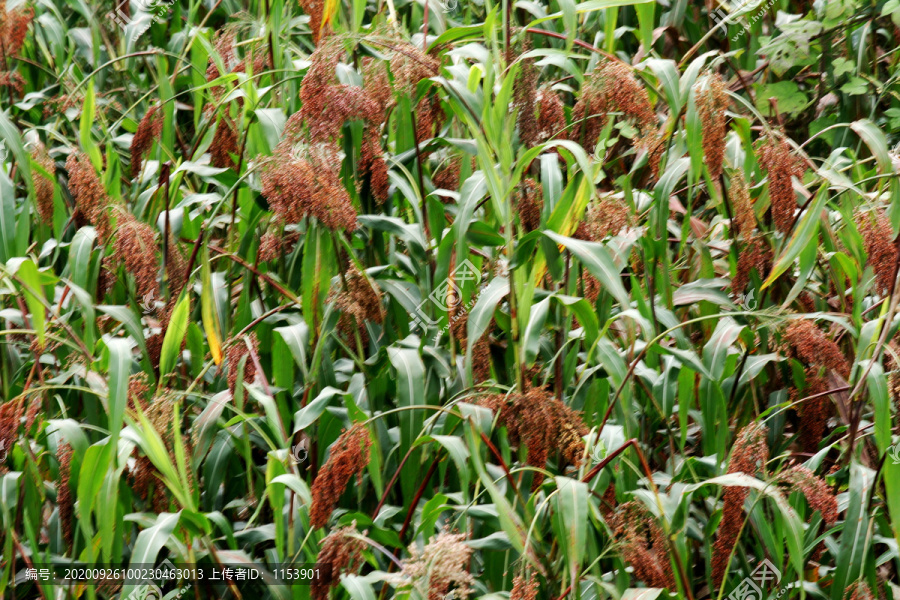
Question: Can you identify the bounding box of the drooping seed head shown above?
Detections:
[694,73,729,178]
[757,135,805,234]
[130,105,163,178]
[856,209,898,294]
[31,142,56,224]
[310,424,372,528]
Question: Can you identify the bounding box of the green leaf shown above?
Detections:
[301,223,337,331]
[543,231,631,308]
[159,292,190,378]
[763,185,827,289]
[831,463,874,600]
[389,346,426,498]
[105,337,131,448]
[851,119,892,173]
[294,387,342,432]
[554,476,588,586]
[201,249,223,365]
[523,297,550,365]
[15,259,46,348]
[79,79,103,170]
[121,512,182,597]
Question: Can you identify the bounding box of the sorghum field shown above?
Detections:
[1,0,899,597]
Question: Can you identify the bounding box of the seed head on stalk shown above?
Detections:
[311,525,367,600]
[757,135,805,234]
[609,501,676,589]
[390,529,475,600]
[571,60,658,159]
[856,209,898,294]
[66,151,112,243]
[694,73,729,178]
[310,424,372,528]
[130,104,163,178]
[31,142,56,224]
[711,422,768,587]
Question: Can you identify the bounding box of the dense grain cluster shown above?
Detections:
[299,0,330,44]
[332,266,384,345]
[130,105,163,177]
[795,368,831,453]
[312,525,366,600]
[0,0,33,94]
[572,60,661,173]
[516,178,542,232]
[784,320,849,379]
[226,334,259,395]
[730,169,755,238]
[582,196,631,241]
[258,229,300,263]
[261,136,358,231]
[610,502,676,590]
[782,463,837,563]
[432,156,462,192]
[210,115,239,170]
[510,573,539,600]
[732,234,771,293]
[310,424,372,528]
[66,152,111,242]
[31,142,55,224]
[712,423,768,587]
[112,209,161,302]
[299,39,380,141]
[479,387,587,488]
[56,443,74,548]
[856,210,898,293]
[391,529,475,600]
[757,135,805,234]
[694,73,729,178]
[451,312,492,381]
